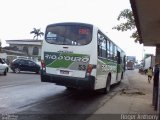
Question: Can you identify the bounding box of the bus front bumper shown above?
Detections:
[40,70,95,90]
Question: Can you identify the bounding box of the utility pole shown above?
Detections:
[153,44,160,113]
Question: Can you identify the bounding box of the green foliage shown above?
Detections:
[30,28,44,40]
[112,9,140,42]
[130,31,140,42]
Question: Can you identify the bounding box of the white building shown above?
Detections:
[6,39,43,57]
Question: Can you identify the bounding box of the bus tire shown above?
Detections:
[103,75,111,94]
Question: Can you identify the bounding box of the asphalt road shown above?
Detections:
[0,71,129,120]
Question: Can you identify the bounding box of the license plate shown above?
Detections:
[60,70,69,75]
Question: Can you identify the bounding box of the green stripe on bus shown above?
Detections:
[47,60,73,68]
[44,52,90,69]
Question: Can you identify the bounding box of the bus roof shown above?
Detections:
[47,22,93,28]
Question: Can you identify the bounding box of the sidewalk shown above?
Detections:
[87,69,158,120]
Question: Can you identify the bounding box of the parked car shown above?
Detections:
[0,58,8,75]
[0,58,9,72]
[10,58,40,74]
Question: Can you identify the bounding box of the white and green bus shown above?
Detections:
[41,22,126,93]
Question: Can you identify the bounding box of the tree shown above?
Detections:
[112,9,140,42]
[30,28,44,40]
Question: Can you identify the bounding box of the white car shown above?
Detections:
[0,58,8,75]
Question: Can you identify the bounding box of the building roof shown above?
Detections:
[6,39,43,46]
[130,0,160,46]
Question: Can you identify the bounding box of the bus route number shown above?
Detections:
[79,29,89,35]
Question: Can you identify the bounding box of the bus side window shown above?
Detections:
[102,40,106,58]
[110,42,116,60]
[110,42,113,60]
[114,45,117,61]
[107,40,110,58]
[98,33,102,57]
[98,44,102,57]
[117,51,121,64]
[98,32,106,58]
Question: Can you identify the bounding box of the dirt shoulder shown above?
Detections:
[88,69,158,120]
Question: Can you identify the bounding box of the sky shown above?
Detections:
[0,0,155,61]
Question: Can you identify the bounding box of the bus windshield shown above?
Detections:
[45,24,92,45]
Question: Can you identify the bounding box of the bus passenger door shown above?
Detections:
[116,51,121,81]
